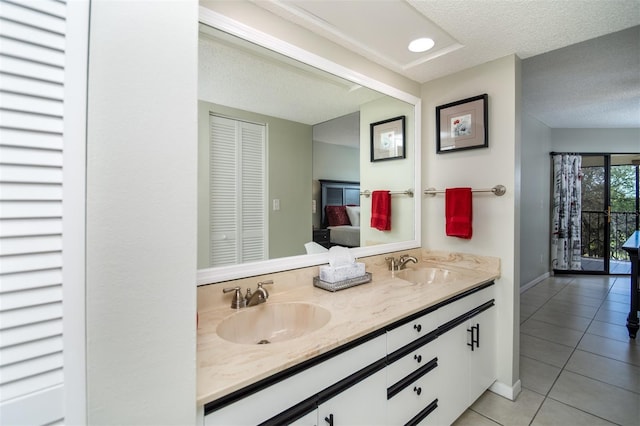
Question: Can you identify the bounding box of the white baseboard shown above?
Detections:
[520,272,550,293]
[489,380,522,401]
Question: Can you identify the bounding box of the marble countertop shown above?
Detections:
[197,250,500,406]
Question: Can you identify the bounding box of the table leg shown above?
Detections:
[627,251,639,339]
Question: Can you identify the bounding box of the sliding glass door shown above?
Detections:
[580,155,607,272]
[609,155,639,273]
[579,154,639,274]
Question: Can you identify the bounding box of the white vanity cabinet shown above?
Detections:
[202,283,496,426]
[436,288,496,426]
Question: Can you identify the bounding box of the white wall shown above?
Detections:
[86,2,197,423]
[551,128,640,152]
[422,55,521,396]
[360,97,416,245]
[313,142,359,182]
[520,114,552,287]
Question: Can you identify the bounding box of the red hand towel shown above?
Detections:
[446,188,472,239]
[370,190,391,231]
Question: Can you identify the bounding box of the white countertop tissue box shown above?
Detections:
[319,262,366,283]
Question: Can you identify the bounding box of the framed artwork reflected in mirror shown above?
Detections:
[370,115,406,162]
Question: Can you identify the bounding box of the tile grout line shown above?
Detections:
[464,276,633,426]
[549,276,638,423]
[520,277,574,426]
[525,275,624,425]
[524,276,580,425]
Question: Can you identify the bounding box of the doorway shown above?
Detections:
[580,154,639,274]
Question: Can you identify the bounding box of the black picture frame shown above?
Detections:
[370,115,406,162]
[436,94,488,153]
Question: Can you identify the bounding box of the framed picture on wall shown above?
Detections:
[436,94,488,153]
[370,115,406,162]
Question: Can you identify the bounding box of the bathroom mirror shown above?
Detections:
[197,8,421,284]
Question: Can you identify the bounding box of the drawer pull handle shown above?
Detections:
[467,324,479,351]
[413,386,422,395]
[414,324,422,332]
[414,354,422,363]
[325,414,334,426]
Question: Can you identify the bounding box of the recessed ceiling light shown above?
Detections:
[408,37,435,53]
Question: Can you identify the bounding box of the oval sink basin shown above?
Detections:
[217,302,331,345]
[395,267,460,285]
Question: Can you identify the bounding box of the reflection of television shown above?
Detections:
[319,180,360,227]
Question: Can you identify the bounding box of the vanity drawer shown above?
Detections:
[387,361,440,426]
[386,308,438,354]
[437,285,494,327]
[386,338,439,387]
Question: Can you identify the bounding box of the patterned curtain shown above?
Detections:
[551,155,582,270]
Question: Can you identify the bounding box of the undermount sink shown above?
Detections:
[395,267,461,285]
[216,302,331,345]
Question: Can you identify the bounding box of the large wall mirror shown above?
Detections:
[197,8,421,284]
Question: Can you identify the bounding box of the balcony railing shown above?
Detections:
[582,210,639,261]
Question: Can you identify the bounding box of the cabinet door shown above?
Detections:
[317,368,386,426]
[467,306,496,404]
[289,410,318,426]
[434,321,468,426]
[437,305,497,425]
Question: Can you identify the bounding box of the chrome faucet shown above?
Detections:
[386,254,418,271]
[223,280,274,309]
[246,280,273,306]
[398,254,418,270]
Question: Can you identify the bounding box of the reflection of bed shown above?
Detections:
[327,225,360,247]
[319,179,361,248]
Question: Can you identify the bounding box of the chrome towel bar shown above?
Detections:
[423,185,506,197]
[360,189,414,198]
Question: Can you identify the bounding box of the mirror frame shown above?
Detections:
[197,6,422,285]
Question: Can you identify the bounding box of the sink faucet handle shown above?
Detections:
[256,280,273,297]
[385,256,397,271]
[222,286,247,309]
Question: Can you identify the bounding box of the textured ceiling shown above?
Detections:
[523,26,640,128]
[260,0,640,83]
[253,0,640,128]
[199,26,385,126]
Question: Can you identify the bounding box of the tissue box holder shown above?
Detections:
[313,272,372,292]
[319,263,365,283]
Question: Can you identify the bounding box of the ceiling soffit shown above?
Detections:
[254,0,462,74]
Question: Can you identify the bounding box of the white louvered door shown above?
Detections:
[239,122,266,262]
[209,115,266,266]
[0,0,88,424]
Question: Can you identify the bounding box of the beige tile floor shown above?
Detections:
[453,275,640,426]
